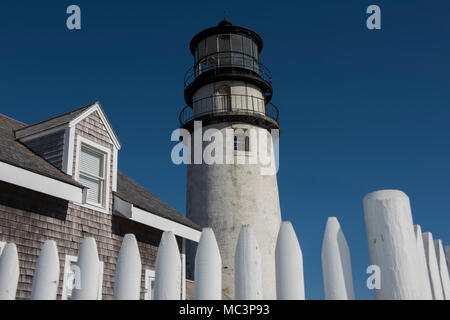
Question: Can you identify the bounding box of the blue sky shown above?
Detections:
[1,1,449,299]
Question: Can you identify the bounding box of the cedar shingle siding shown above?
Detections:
[23,130,65,170]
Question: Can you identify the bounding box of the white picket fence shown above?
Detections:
[0,189,449,300]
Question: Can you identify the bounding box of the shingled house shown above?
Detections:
[0,102,201,299]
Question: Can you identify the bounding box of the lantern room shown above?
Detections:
[181,19,278,132]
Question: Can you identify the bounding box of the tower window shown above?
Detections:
[234,131,249,152]
[216,85,231,111]
[217,84,231,95]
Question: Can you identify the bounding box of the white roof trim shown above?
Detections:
[113,195,201,242]
[69,102,121,150]
[112,147,118,192]
[0,161,84,203]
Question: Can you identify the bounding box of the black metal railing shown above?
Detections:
[184,51,272,88]
[179,94,279,127]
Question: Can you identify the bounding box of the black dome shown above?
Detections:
[189,21,263,55]
[218,18,232,26]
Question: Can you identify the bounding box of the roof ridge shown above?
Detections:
[14,102,96,133]
[0,113,27,126]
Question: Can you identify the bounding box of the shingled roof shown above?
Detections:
[0,114,83,187]
[115,171,200,230]
[14,103,93,139]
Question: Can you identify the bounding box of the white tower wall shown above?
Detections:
[186,120,281,299]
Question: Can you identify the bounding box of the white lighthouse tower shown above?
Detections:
[181,18,282,299]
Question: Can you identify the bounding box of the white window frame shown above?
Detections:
[61,254,104,300]
[79,145,106,206]
[233,129,250,156]
[61,255,77,300]
[74,136,111,214]
[144,269,156,300]
[97,261,104,300]
[234,133,249,152]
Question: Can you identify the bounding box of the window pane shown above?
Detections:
[145,271,156,300]
[234,134,247,151]
[206,36,217,55]
[198,39,206,60]
[243,37,252,56]
[219,34,230,52]
[150,279,155,300]
[231,34,242,52]
[80,146,104,177]
[253,42,259,60]
[79,174,101,204]
[66,262,77,299]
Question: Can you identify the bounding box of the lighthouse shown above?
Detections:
[180,18,282,299]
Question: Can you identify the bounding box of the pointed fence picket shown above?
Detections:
[154,231,181,300]
[114,234,142,300]
[321,217,354,300]
[275,221,305,300]
[30,240,60,300]
[194,228,222,300]
[234,225,263,300]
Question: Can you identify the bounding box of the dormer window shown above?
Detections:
[79,145,106,206]
[75,135,111,212]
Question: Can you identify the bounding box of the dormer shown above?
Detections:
[15,102,121,214]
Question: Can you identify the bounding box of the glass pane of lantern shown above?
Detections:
[207,36,217,55]
[198,39,206,60]
[253,42,259,60]
[243,36,252,56]
[219,34,231,52]
[231,34,242,53]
